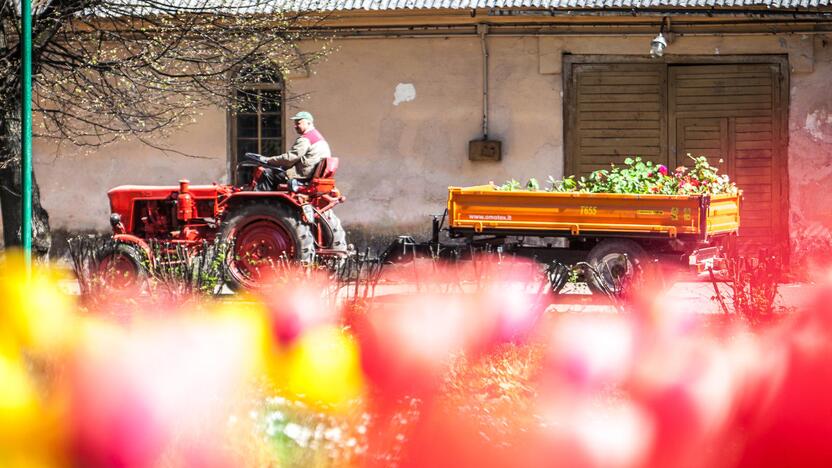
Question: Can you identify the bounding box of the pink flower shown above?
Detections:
[658,165,668,176]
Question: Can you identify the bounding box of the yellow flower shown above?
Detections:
[0,251,77,355]
[0,353,67,467]
[280,326,364,410]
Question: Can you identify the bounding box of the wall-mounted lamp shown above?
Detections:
[649,17,671,58]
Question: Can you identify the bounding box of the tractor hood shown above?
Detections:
[108,183,232,232]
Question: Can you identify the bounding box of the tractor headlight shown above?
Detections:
[109,213,122,228]
[109,213,125,234]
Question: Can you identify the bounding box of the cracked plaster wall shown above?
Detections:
[787,35,832,264]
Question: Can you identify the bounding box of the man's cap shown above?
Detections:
[290,111,314,122]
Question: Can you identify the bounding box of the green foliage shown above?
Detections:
[195,242,229,295]
[496,179,522,191]
[496,155,737,196]
[573,157,675,195]
[713,250,784,325]
[547,175,577,192]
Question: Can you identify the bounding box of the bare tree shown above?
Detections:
[0,0,328,255]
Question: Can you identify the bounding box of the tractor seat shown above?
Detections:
[310,157,339,180]
[296,157,339,184]
[291,157,339,193]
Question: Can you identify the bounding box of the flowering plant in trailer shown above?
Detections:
[497,155,738,196]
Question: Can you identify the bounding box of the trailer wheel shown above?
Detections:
[95,243,149,292]
[585,239,650,298]
[321,209,348,254]
[220,203,314,290]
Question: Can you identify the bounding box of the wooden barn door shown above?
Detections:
[668,64,785,253]
[566,63,667,177]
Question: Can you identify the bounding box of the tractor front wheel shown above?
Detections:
[219,203,314,290]
[95,243,149,293]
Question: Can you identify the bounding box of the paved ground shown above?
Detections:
[57,268,818,314]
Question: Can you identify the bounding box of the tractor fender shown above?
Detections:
[112,234,153,265]
[220,192,346,245]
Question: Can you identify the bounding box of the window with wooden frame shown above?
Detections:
[230,67,283,183]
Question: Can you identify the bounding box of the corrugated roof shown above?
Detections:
[88,0,832,16]
[274,0,832,10]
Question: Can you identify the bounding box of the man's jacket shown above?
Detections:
[267,128,331,179]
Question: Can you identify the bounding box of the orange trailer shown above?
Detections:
[442,185,741,294]
[447,185,740,242]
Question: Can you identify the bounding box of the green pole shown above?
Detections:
[21,0,33,273]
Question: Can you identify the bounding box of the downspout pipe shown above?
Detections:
[478,23,489,140]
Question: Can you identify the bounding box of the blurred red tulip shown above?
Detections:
[356,293,481,399]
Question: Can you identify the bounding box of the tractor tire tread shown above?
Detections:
[219,202,313,290]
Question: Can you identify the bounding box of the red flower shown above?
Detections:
[658,165,668,176]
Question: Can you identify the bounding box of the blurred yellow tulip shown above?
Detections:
[0,251,77,355]
[0,353,67,467]
[281,326,365,409]
[0,353,38,431]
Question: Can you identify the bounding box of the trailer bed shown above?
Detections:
[447,185,740,241]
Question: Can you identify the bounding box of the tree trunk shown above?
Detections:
[0,98,51,258]
[0,165,51,257]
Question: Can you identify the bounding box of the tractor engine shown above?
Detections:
[107,181,229,243]
[136,198,177,238]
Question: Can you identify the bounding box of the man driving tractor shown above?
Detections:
[256,111,331,191]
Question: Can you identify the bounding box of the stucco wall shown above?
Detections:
[33,108,228,231]
[787,36,832,269]
[291,36,562,240]
[30,32,832,257]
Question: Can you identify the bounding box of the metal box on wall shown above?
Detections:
[468,139,502,161]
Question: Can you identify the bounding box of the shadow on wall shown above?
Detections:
[44,228,108,264]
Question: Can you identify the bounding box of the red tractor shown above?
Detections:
[100,154,348,290]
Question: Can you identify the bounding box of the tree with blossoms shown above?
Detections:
[0,0,328,255]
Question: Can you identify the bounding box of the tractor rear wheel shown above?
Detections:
[220,203,314,290]
[95,243,149,292]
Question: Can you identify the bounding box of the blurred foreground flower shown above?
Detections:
[0,252,73,466]
[68,311,265,466]
[276,326,365,409]
[0,251,77,355]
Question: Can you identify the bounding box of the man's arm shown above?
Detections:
[267,137,310,168]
